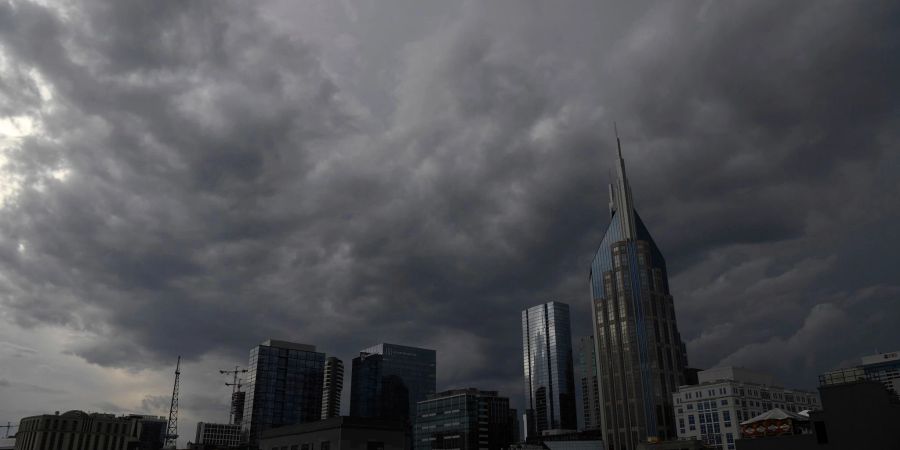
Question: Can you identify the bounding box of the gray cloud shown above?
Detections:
[0,0,897,427]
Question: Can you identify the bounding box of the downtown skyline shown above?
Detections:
[0,0,899,447]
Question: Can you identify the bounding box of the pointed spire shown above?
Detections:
[615,122,623,159]
[609,122,637,239]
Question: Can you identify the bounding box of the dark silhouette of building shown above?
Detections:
[258,416,406,450]
[589,134,688,449]
[241,340,326,448]
[349,343,436,426]
[414,389,516,450]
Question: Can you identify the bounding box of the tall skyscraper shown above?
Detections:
[576,335,602,432]
[349,343,436,425]
[589,134,688,449]
[321,356,344,419]
[521,301,577,437]
[242,340,326,448]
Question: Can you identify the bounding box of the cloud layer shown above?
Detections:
[0,0,898,439]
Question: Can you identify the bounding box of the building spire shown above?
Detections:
[615,122,623,159]
[609,123,636,239]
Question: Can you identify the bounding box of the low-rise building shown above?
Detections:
[258,416,406,450]
[414,389,516,450]
[736,378,900,449]
[821,350,900,397]
[13,410,156,450]
[672,367,819,450]
[195,422,242,448]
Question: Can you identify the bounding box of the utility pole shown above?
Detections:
[165,356,181,449]
[220,366,248,425]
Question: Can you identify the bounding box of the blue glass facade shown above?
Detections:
[349,343,437,427]
[521,301,577,436]
[242,340,326,448]
[589,141,687,450]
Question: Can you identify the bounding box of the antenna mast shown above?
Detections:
[165,356,181,448]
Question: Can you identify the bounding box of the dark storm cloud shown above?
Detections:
[0,0,897,417]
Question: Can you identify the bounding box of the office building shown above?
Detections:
[521,301,577,437]
[125,415,167,450]
[736,376,900,450]
[242,340,326,448]
[673,367,819,450]
[194,422,241,448]
[589,135,689,449]
[575,335,602,432]
[259,416,406,450]
[414,389,516,450]
[322,356,345,420]
[820,350,900,397]
[13,411,163,450]
[349,343,436,425]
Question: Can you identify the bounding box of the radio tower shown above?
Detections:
[220,366,248,425]
[165,356,181,449]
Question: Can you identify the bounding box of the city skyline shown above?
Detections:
[1,1,899,448]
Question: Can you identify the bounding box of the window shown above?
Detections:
[321,442,330,450]
[367,442,385,450]
[723,411,731,427]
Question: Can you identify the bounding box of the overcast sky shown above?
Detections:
[1,0,898,445]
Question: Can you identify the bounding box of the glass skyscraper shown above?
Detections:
[576,335,602,432]
[589,135,688,449]
[242,340,326,448]
[521,301,577,437]
[349,343,437,426]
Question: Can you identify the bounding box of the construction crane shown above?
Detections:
[220,366,248,425]
[165,356,181,449]
[1,422,16,438]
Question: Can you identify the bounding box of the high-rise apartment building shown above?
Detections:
[673,367,819,450]
[414,389,516,450]
[521,301,577,437]
[321,356,345,419]
[349,343,437,425]
[575,335,602,432]
[242,340,326,448]
[589,135,688,449]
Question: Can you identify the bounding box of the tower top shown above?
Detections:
[609,124,637,239]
